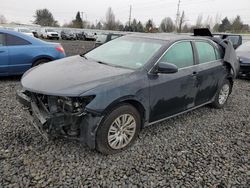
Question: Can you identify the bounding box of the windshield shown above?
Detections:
[46,29,55,32]
[236,41,250,52]
[85,37,163,69]
[96,34,108,43]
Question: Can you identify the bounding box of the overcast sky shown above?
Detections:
[1,0,250,26]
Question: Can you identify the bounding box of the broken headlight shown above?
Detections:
[57,96,95,115]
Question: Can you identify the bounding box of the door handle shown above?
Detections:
[191,71,198,76]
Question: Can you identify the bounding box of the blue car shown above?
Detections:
[0,29,66,76]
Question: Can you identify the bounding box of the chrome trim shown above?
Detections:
[148,100,212,126]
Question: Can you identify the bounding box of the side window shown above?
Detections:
[6,34,31,46]
[215,47,224,60]
[0,34,5,46]
[159,41,194,68]
[195,41,216,64]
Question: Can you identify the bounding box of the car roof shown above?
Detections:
[0,28,45,45]
[127,33,210,42]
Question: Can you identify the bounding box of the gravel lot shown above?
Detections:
[0,40,249,187]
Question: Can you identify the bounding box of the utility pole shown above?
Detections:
[175,0,181,31]
[129,5,132,27]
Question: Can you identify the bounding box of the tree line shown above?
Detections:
[1,7,249,33]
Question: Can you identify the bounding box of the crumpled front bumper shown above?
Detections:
[17,90,50,141]
[16,90,103,149]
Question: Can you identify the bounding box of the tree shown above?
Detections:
[72,11,83,28]
[0,15,7,24]
[218,17,231,32]
[195,14,203,28]
[137,21,144,32]
[33,9,59,26]
[160,17,174,32]
[104,7,116,30]
[131,19,138,32]
[231,15,243,32]
[145,19,154,32]
[178,11,186,33]
[95,21,103,30]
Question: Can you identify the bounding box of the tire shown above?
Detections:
[211,79,232,109]
[96,104,141,155]
[32,59,50,67]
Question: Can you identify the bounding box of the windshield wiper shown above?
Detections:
[80,54,88,60]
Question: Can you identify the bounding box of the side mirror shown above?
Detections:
[155,62,178,74]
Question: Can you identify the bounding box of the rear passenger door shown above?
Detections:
[194,41,224,106]
[0,33,9,76]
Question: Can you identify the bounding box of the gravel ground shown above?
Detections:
[0,40,250,187]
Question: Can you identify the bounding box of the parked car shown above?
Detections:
[84,31,96,41]
[0,29,65,76]
[236,41,250,77]
[213,33,242,49]
[40,28,59,40]
[14,28,34,37]
[31,30,39,38]
[61,30,76,40]
[95,33,125,47]
[17,33,237,154]
[75,31,85,40]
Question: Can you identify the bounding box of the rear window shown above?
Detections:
[195,41,217,64]
[6,34,31,46]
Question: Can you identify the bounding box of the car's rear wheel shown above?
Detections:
[211,79,232,109]
[33,59,50,67]
[96,104,141,155]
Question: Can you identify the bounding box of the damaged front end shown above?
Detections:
[17,90,102,148]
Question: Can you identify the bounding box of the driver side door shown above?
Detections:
[148,41,199,123]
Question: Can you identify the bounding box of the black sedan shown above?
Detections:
[17,34,237,154]
[236,41,250,77]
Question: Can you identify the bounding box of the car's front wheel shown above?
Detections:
[96,104,141,155]
[211,79,232,109]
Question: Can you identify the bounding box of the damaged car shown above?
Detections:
[17,32,239,154]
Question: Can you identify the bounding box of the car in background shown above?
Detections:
[31,30,39,38]
[40,28,59,40]
[95,33,125,47]
[84,31,96,41]
[75,31,85,40]
[61,30,76,40]
[14,28,34,37]
[213,34,242,49]
[17,34,237,154]
[236,41,250,77]
[0,29,65,76]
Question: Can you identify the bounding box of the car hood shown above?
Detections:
[47,32,58,35]
[21,55,133,96]
[236,51,250,64]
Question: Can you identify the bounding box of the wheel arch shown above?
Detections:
[102,98,147,129]
[32,56,54,67]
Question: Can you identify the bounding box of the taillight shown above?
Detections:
[56,46,65,54]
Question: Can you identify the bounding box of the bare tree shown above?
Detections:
[0,15,7,24]
[104,7,116,30]
[178,11,186,33]
[196,14,203,28]
[204,16,213,29]
[160,17,175,32]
